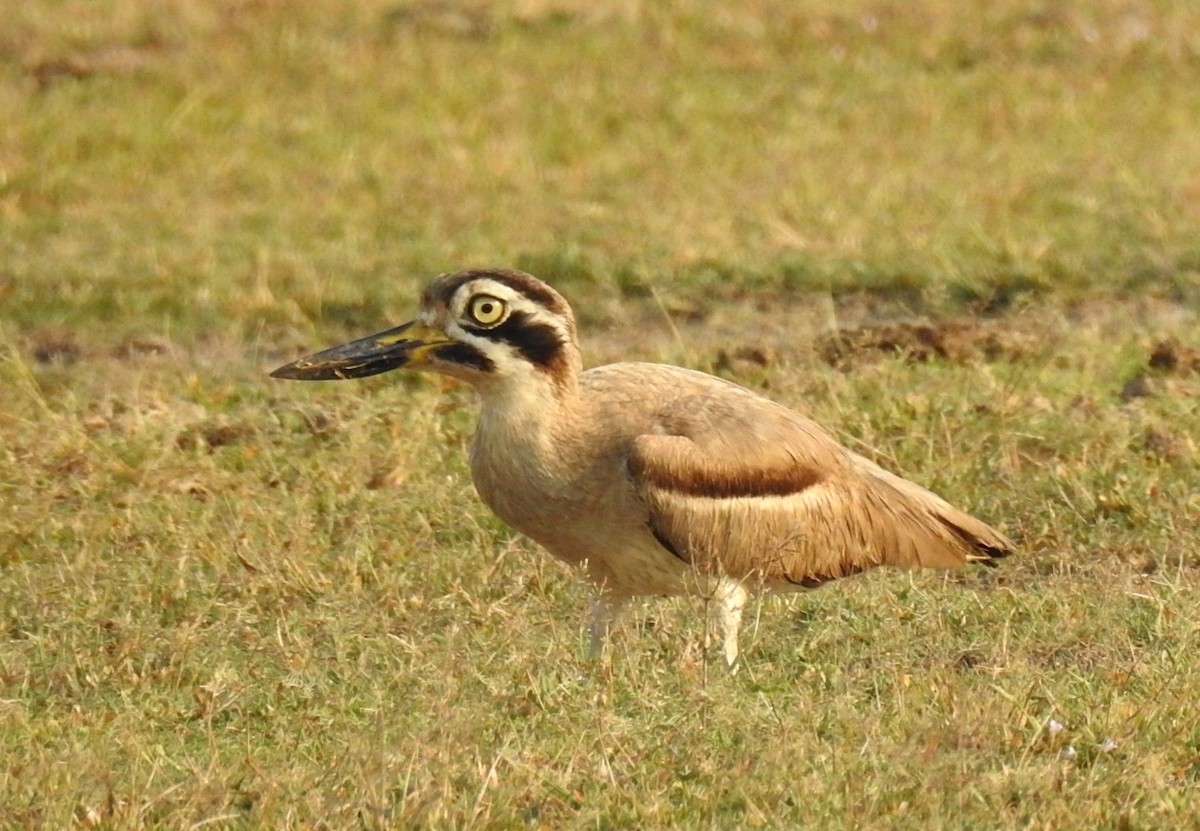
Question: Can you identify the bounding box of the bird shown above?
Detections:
[271,267,1013,666]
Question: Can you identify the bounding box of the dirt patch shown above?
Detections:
[1139,426,1194,463]
[25,44,160,90]
[1121,337,1200,401]
[712,345,774,374]
[25,327,84,365]
[382,2,494,39]
[582,284,948,368]
[21,329,183,368]
[113,334,175,360]
[175,421,255,452]
[1148,338,1200,375]
[816,321,1033,369]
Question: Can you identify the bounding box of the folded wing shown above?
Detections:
[628,392,1012,587]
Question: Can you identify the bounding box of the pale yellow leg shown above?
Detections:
[587,594,630,658]
[712,577,749,671]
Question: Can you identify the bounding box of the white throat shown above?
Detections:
[475,362,569,448]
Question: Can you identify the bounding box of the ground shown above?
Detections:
[1,1,1199,828]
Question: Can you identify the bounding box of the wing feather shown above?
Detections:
[628,393,1012,587]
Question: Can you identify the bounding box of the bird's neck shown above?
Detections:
[469,363,586,523]
[475,363,579,446]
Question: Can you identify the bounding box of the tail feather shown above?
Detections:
[852,454,1015,570]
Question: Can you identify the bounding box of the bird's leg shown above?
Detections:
[587,594,630,658]
[711,576,749,670]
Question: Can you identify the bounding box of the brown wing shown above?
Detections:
[628,393,1013,587]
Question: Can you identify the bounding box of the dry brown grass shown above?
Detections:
[3,0,1200,827]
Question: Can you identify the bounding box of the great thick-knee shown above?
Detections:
[272,268,1013,665]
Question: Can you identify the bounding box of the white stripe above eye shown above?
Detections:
[444,320,511,356]
[450,278,574,341]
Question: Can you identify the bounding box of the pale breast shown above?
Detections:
[468,366,711,596]
[467,361,856,598]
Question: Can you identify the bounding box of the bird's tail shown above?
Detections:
[852,454,1015,570]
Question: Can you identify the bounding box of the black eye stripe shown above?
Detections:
[463,311,565,371]
[434,342,495,372]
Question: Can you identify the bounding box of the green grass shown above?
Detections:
[2,0,1200,827]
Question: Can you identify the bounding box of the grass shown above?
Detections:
[2,0,1200,827]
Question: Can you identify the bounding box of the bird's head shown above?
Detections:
[271,268,581,391]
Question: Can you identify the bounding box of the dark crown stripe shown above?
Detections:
[429,268,569,317]
[489,272,568,316]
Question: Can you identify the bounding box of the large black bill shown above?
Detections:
[270,321,423,380]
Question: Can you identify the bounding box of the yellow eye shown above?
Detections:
[468,295,506,326]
